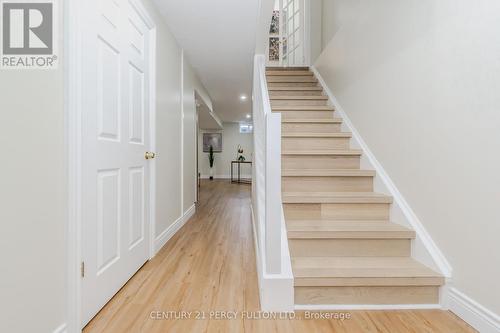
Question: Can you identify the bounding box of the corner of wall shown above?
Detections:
[154,204,196,254]
[445,288,500,333]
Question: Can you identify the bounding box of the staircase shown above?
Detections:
[266,67,444,306]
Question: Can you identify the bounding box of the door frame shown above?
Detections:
[65,0,157,331]
[195,94,199,204]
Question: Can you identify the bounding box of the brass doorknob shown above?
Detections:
[145,152,156,160]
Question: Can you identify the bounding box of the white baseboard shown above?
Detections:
[446,288,500,333]
[295,304,441,311]
[200,174,252,179]
[311,66,452,279]
[53,323,67,333]
[251,205,294,312]
[154,204,196,254]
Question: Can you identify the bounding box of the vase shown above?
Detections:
[209,166,214,180]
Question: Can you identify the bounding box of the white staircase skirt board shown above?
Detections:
[53,323,67,333]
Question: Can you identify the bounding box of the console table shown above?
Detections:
[230,161,252,184]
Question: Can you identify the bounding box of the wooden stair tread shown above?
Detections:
[282,192,393,204]
[266,70,313,76]
[287,221,415,239]
[273,105,334,111]
[286,219,391,225]
[282,133,351,138]
[282,149,362,156]
[270,95,328,100]
[266,66,310,71]
[267,77,317,83]
[292,257,443,280]
[282,169,374,177]
[268,86,323,91]
[281,118,342,124]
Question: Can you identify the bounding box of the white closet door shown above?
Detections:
[80,0,152,326]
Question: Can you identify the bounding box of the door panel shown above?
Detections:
[81,0,152,326]
[96,169,121,273]
[129,63,145,144]
[128,166,145,249]
[97,39,121,141]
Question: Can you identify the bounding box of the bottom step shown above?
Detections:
[292,257,444,305]
[295,286,440,305]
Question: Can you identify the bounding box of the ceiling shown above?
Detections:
[153,0,259,123]
[196,92,222,130]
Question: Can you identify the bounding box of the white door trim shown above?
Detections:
[65,1,157,331]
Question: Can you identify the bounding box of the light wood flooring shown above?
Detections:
[84,180,476,333]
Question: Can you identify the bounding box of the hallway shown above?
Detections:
[84,180,475,333]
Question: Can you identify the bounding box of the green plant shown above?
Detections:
[209,145,215,168]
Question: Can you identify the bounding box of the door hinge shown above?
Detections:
[81,261,85,278]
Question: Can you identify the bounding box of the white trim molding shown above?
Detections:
[53,323,68,333]
[295,304,442,311]
[154,205,196,254]
[65,0,83,331]
[311,66,452,280]
[446,288,500,333]
[200,174,252,180]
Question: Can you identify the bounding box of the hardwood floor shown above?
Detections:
[84,180,476,333]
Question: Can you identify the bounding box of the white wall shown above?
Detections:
[255,0,275,54]
[182,59,213,211]
[0,1,213,332]
[140,0,213,238]
[316,0,500,315]
[199,123,254,179]
[0,5,65,333]
[320,0,356,51]
[309,0,323,63]
[145,0,183,236]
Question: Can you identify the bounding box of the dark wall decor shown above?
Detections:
[203,133,222,152]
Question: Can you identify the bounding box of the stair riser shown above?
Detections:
[282,137,350,150]
[269,90,323,96]
[278,111,335,120]
[294,276,443,287]
[295,286,440,305]
[289,239,411,257]
[268,82,319,88]
[271,100,328,106]
[266,70,314,77]
[266,67,310,71]
[282,123,342,133]
[267,76,317,83]
[266,71,312,76]
[284,203,391,220]
[282,155,360,170]
[282,176,373,192]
